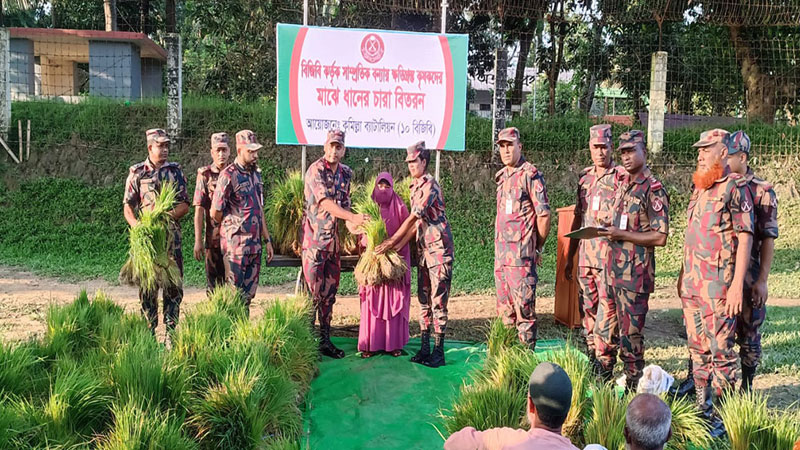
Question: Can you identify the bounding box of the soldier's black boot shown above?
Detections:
[422,333,446,368]
[741,364,756,392]
[598,364,614,384]
[669,359,696,398]
[319,320,345,359]
[696,385,726,439]
[588,353,601,376]
[410,330,431,364]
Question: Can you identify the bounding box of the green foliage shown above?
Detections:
[0,341,45,398]
[44,290,125,358]
[267,171,305,257]
[583,387,628,450]
[664,394,712,450]
[718,390,800,450]
[0,397,41,449]
[42,362,113,441]
[99,400,198,450]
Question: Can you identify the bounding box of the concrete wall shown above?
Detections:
[88,41,142,100]
[140,58,163,98]
[9,38,35,97]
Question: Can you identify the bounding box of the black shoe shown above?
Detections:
[741,364,756,392]
[410,331,431,364]
[588,354,601,377]
[669,359,696,398]
[319,322,345,359]
[422,333,446,368]
[696,385,726,439]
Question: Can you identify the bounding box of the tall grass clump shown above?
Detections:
[267,171,304,257]
[440,381,526,434]
[663,393,712,450]
[0,398,41,449]
[486,318,522,359]
[719,390,800,450]
[44,290,125,358]
[353,191,407,286]
[41,362,113,441]
[119,181,182,293]
[583,386,628,450]
[547,345,592,441]
[99,399,197,450]
[0,341,45,398]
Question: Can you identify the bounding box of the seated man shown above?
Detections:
[444,362,579,450]
[624,394,672,450]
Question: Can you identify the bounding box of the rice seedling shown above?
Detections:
[394,176,413,212]
[42,362,113,440]
[265,437,301,450]
[582,384,628,450]
[481,345,540,394]
[0,397,42,449]
[486,318,523,359]
[353,192,408,286]
[189,363,302,449]
[0,341,45,398]
[97,313,153,358]
[119,181,182,294]
[439,381,527,434]
[267,171,305,257]
[663,393,712,450]
[196,284,249,322]
[719,390,800,450]
[548,345,592,442]
[99,398,197,450]
[44,290,125,358]
[109,329,192,412]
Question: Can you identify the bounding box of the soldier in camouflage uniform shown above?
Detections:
[376,141,455,368]
[210,130,274,312]
[193,132,231,294]
[594,130,669,391]
[678,128,754,438]
[493,127,551,350]
[302,129,368,359]
[565,124,621,369]
[123,128,190,336]
[728,131,779,391]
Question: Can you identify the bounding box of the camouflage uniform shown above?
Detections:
[123,129,189,333]
[409,170,454,334]
[194,135,229,294]
[595,130,669,387]
[302,153,352,328]
[574,124,620,355]
[211,130,265,307]
[494,128,551,348]
[681,131,755,396]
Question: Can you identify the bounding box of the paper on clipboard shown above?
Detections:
[565,226,607,239]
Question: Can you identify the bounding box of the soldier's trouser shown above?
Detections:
[578,266,606,353]
[140,248,183,333]
[681,295,737,396]
[495,264,537,347]
[595,287,649,383]
[205,247,226,295]
[736,288,766,368]
[223,252,262,308]
[302,249,340,327]
[418,260,452,334]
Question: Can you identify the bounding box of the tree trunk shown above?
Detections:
[548,0,565,116]
[511,31,533,117]
[729,25,776,124]
[166,0,177,34]
[140,0,150,34]
[579,22,603,114]
[104,0,117,32]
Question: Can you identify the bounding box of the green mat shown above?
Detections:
[302,337,567,450]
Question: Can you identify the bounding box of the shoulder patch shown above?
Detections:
[649,177,663,191]
[652,197,664,212]
[742,198,753,212]
[732,175,749,188]
[129,162,145,173]
[524,162,539,176]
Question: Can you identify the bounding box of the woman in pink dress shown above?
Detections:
[358,172,411,357]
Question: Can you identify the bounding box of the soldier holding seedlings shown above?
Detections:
[376,141,454,368]
[210,130,274,312]
[123,128,190,336]
[193,132,231,294]
[493,127,551,351]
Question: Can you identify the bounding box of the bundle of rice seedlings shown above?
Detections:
[119,181,182,293]
[481,345,541,393]
[0,341,45,398]
[582,384,628,450]
[439,381,527,434]
[265,437,301,450]
[99,398,197,450]
[196,284,249,322]
[109,329,192,412]
[338,180,370,256]
[662,393,712,450]
[394,176,413,212]
[486,318,523,359]
[353,193,408,286]
[97,313,152,357]
[42,363,113,440]
[268,171,305,257]
[548,345,592,442]
[44,290,125,358]
[189,363,301,449]
[719,390,800,450]
[0,397,41,449]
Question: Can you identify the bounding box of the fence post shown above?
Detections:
[0,29,10,142]
[647,51,667,155]
[165,33,182,144]
[491,47,507,164]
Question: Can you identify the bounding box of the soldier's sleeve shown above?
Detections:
[192,169,208,208]
[758,187,779,239]
[309,164,332,206]
[173,167,190,206]
[528,172,551,216]
[647,186,670,235]
[123,168,139,208]
[573,180,584,216]
[730,180,755,235]
[411,183,434,220]
[211,172,231,213]
[341,169,352,211]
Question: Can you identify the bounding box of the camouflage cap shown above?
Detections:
[405,140,429,162]
[692,128,731,150]
[210,132,229,149]
[729,130,751,155]
[589,124,612,146]
[528,362,572,420]
[496,127,521,144]
[325,129,345,146]
[146,128,170,145]
[618,129,646,152]
[235,130,263,151]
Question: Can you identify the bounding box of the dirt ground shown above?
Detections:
[2,265,799,409]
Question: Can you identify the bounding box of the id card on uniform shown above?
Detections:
[591,196,600,211]
[619,214,628,231]
[505,198,513,215]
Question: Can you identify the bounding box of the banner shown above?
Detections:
[276,24,468,150]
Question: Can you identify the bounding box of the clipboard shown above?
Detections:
[564,226,607,239]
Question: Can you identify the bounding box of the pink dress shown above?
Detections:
[358,172,411,353]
